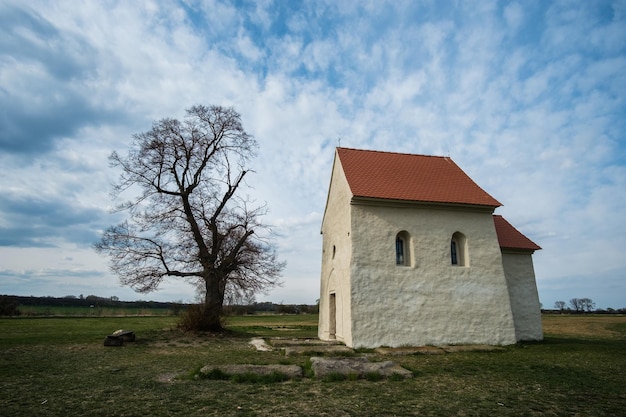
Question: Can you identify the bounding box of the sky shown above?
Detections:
[0,0,625,309]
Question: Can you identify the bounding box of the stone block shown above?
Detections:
[310,356,412,379]
[283,345,354,357]
[111,329,135,342]
[103,335,124,347]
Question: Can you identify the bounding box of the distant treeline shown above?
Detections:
[542,308,626,314]
[0,295,319,317]
[1,294,176,310]
[544,298,626,315]
[224,301,319,316]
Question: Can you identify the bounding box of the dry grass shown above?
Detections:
[0,314,624,416]
[542,314,626,338]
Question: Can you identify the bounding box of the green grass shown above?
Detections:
[0,316,178,346]
[0,315,624,416]
[223,314,318,338]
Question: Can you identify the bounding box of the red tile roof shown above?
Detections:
[493,215,541,251]
[336,148,502,207]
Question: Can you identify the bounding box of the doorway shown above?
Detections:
[329,293,336,339]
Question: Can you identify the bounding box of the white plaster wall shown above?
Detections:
[319,156,353,345]
[348,201,517,348]
[501,251,543,341]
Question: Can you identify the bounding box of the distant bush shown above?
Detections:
[0,296,21,316]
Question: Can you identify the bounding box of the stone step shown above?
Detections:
[283,345,354,357]
[269,338,343,347]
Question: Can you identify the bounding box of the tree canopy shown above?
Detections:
[95,105,284,330]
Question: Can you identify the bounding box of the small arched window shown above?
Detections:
[451,232,468,266]
[396,231,411,266]
[451,240,458,265]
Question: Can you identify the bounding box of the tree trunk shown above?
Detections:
[202,274,224,331]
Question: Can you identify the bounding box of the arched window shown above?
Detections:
[451,240,458,265]
[396,231,411,266]
[451,232,468,266]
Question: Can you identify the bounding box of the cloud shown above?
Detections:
[0,0,623,308]
[0,3,127,154]
[0,192,107,247]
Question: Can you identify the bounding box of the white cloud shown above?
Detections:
[0,0,624,308]
[504,2,524,32]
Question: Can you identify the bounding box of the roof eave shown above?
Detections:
[500,246,541,253]
[350,196,499,213]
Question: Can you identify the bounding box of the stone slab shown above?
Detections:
[375,346,445,355]
[200,364,302,379]
[283,345,354,357]
[249,338,273,352]
[310,356,412,379]
[270,338,343,347]
[111,329,136,342]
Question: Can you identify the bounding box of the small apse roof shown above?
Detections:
[336,147,502,208]
[493,215,541,252]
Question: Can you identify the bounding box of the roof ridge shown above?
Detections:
[337,147,448,160]
[336,147,501,208]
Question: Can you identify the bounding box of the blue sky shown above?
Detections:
[0,0,624,309]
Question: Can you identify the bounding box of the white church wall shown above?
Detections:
[348,201,518,348]
[502,251,543,341]
[319,158,354,345]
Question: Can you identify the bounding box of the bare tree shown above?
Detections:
[579,298,596,312]
[95,105,284,331]
[554,300,566,311]
[568,298,596,313]
[569,298,582,312]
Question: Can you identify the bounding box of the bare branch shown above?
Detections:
[95,105,283,330]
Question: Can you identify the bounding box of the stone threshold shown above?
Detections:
[375,344,506,355]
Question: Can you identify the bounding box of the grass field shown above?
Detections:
[15,305,176,317]
[1,314,624,416]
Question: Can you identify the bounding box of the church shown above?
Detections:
[318,147,542,348]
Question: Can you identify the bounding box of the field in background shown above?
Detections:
[15,305,176,317]
[542,314,626,338]
[1,314,624,416]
